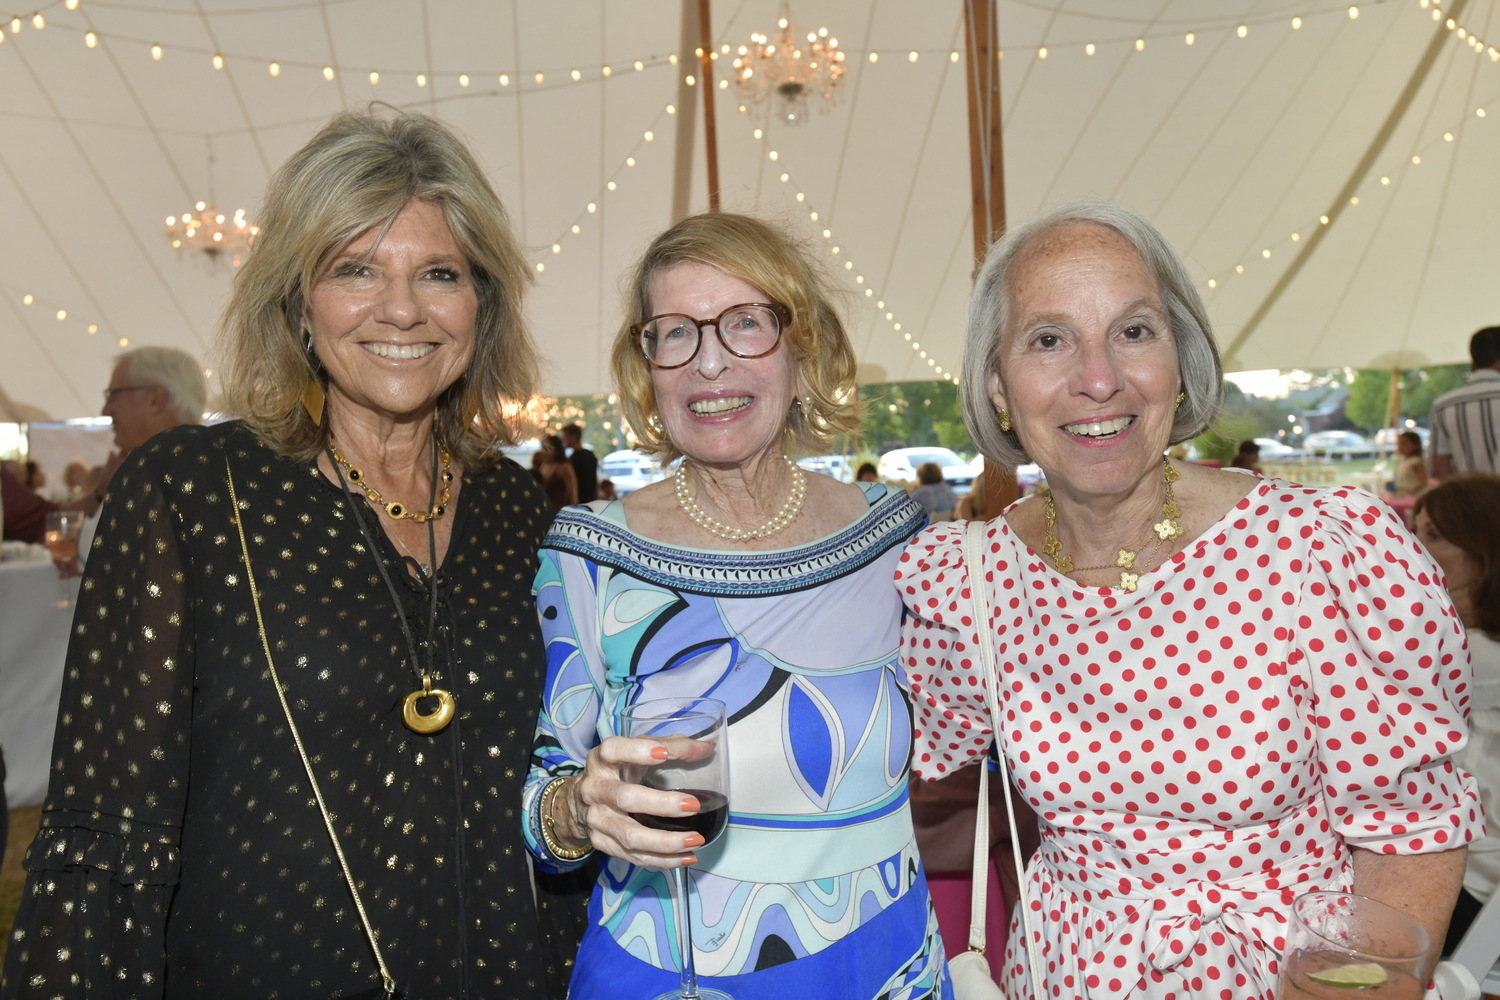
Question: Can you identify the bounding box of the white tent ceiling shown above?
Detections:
[1,0,1496,421]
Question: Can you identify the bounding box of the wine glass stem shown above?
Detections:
[674,865,700,999]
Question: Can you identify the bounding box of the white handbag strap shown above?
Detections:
[963,520,1045,995]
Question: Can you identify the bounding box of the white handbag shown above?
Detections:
[947,521,1046,1000]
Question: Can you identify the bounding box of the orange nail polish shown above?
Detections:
[680,796,701,813]
[650,746,670,760]
[682,855,698,867]
[684,834,705,849]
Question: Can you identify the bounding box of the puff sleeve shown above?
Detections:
[1295,488,1484,854]
[896,521,999,782]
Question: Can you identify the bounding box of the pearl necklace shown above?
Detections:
[675,456,807,541]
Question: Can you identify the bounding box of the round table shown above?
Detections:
[0,559,76,808]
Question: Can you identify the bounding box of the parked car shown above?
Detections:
[599,449,666,495]
[1372,426,1429,449]
[797,454,855,483]
[1300,431,1377,458]
[877,447,976,493]
[1252,438,1304,459]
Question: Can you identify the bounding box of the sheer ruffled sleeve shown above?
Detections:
[1296,487,1485,854]
[1,443,195,998]
[896,520,998,781]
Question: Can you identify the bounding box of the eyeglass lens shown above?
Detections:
[640,305,781,367]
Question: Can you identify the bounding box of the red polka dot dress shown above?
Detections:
[896,481,1484,1000]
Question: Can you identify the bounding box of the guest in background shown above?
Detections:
[96,345,206,497]
[596,478,618,501]
[561,423,598,503]
[1,461,103,544]
[61,461,96,498]
[21,461,45,492]
[954,469,987,520]
[909,461,957,520]
[1431,326,1500,478]
[1229,438,1261,472]
[538,433,578,509]
[855,461,878,482]
[1389,430,1429,498]
[1413,474,1500,953]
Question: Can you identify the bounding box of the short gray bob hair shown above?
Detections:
[116,345,206,423]
[960,200,1223,470]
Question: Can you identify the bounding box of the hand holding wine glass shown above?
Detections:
[44,510,83,605]
[553,732,719,869]
[622,697,732,1000]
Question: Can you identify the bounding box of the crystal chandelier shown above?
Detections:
[164,201,259,268]
[733,16,847,124]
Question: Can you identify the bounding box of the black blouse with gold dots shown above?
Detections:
[0,422,590,1000]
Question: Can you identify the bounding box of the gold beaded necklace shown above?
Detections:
[329,437,453,522]
[1042,457,1185,592]
[675,456,807,541]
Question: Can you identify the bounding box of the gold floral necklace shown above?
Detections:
[1042,457,1185,592]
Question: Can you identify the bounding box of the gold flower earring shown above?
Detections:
[998,409,1012,432]
[1175,392,1186,410]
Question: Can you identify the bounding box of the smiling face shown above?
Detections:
[646,261,798,470]
[989,222,1180,499]
[306,197,478,424]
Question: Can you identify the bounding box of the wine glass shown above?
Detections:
[621,696,732,1000]
[1278,891,1432,1000]
[44,510,83,607]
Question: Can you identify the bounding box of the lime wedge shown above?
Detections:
[1305,962,1389,989]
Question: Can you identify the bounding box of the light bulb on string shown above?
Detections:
[369,71,378,84]
[322,66,334,80]
[499,74,509,85]
[32,13,44,29]
[213,53,224,69]
[85,31,96,47]
[459,73,470,86]
[269,61,280,76]
[151,44,162,60]
[1292,16,1302,28]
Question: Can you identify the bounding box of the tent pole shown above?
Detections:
[670,0,700,223]
[697,0,721,212]
[1220,0,1469,369]
[965,0,1018,515]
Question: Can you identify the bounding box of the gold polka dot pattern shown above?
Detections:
[0,423,591,999]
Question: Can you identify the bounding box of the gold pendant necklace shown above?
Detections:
[1042,457,1185,592]
[329,438,453,522]
[675,456,807,541]
[403,673,456,734]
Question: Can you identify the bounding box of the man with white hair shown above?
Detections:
[95,345,206,496]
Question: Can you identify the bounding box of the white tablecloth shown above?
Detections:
[0,560,75,808]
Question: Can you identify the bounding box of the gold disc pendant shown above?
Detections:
[402,674,455,734]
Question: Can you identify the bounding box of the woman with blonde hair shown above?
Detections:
[523,213,950,998]
[2,109,587,999]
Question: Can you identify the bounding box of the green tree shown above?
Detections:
[1344,370,1392,430]
[857,380,972,456]
[1344,365,1470,430]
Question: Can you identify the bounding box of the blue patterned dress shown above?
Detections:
[523,483,951,999]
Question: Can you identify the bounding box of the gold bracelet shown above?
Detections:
[540,775,592,861]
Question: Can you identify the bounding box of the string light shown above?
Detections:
[459,73,470,86]
[84,31,96,47]
[1292,16,1303,29]
[322,66,334,80]
[269,61,280,76]
[416,73,426,86]
[1185,32,1195,45]
[31,13,43,29]
[1,282,106,341]
[369,70,378,84]
[1237,24,1248,38]
[213,53,223,70]
[151,44,162,60]
[1086,42,1096,55]
[1203,81,1490,294]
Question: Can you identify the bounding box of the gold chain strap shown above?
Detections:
[225,458,396,997]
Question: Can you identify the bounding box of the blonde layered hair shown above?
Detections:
[610,213,861,462]
[217,108,538,469]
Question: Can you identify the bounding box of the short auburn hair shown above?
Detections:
[217,107,538,470]
[610,213,861,463]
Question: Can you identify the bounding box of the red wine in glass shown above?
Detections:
[633,789,729,843]
[621,696,733,1000]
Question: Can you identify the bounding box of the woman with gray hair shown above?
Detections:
[895,202,1480,998]
[2,109,587,1000]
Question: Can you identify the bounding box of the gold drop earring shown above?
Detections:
[300,332,326,427]
[998,409,1012,432]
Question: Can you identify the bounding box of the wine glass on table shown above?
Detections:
[621,696,732,1000]
[1279,891,1432,1000]
[44,510,83,608]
